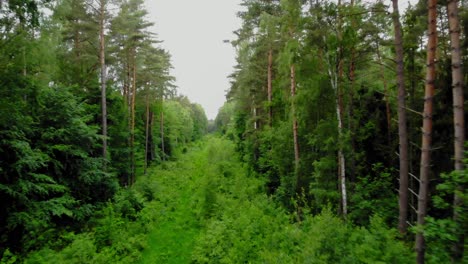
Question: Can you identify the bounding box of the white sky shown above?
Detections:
[145,0,242,120]
[145,0,417,120]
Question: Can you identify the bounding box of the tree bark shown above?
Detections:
[291,63,300,173]
[99,0,107,161]
[337,0,347,217]
[416,1,437,263]
[268,48,273,126]
[130,50,137,184]
[447,0,465,261]
[376,43,391,145]
[337,87,346,217]
[144,91,150,175]
[149,111,155,161]
[160,99,165,161]
[392,0,410,235]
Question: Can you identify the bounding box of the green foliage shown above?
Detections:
[23,186,155,264]
[0,82,117,252]
[190,103,208,141]
[214,101,236,137]
[350,163,398,225]
[189,138,413,263]
[423,159,468,263]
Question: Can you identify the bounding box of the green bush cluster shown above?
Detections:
[1,176,159,264]
[189,138,414,263]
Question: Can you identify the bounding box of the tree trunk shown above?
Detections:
[392,0,410,235]
[160,99,165,161]
[337,0,347,217]
[447,0,465,261]
[416,1,437,262]
[144,91,150,175]
[130,51,137,184]
[268,48,273,126]
[149,110,155,161]
[99,0,107,161]
[337,89,346,217]
[376,43,391,145]
[290,64,300,173]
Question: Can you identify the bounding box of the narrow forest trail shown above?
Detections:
[139,142,208,263]
[138,136,250,263]
[136,136,413,263]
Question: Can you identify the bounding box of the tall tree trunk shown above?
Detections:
[376,43,392,144]
[268,48,273,126]
[416,1,437,263]
[337,87,346,217]
[99,0,107,161]
[144,91,150,175]
[149,111,155,161]
[337,0,347,217]
[392,0,410,235]
[160,99,165,161]
[291,63,300,174]
[130,51,137,184]
[447,0,465,261]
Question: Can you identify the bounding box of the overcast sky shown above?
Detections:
[145,0,417,120]
[145,0,242,120]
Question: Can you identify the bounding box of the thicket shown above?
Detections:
[0,0,207,261]
[218,0,467,262]
[190,138,414,263]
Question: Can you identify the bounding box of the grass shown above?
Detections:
[139,141,209,263]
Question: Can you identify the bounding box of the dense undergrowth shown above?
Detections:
[4,136,414,263]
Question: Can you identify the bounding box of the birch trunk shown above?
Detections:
[291,64,300,173]
[337,0,347,217]
[144,91,150,175]
[99,0,107,160]
[130,51,137,184]
[268,48,273,126]
[160,99,166,161]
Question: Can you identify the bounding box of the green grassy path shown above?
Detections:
[139,141,210,263]
[137,136,414,264]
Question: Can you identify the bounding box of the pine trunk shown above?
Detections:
[392,0,410,234]
[99,0,107,160]
[416,1,437,262]
[447,0,465,261]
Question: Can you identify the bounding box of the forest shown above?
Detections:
[0,0,466,263]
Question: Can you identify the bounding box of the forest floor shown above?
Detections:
[135,136,413,263]
[138,141,208,263]
[139,136,247,263]
[18,136,414,263]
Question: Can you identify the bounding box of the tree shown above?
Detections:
[416,0,438,262]
[322,0,347,217]
[392,0,410,235]
[109,0,154,183]
[99,0,108,161]
[280,0,301,187]
[447,0,465,261]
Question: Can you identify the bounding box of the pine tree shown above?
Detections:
[392,0,410,235]
[416,0,438,262]
[447,0,465,261]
